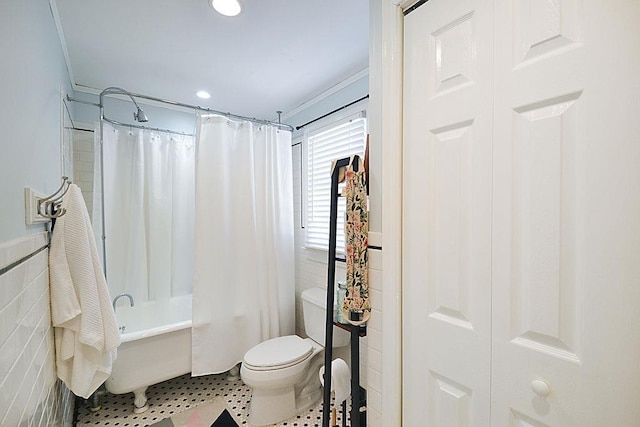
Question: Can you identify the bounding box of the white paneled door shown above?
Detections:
[403,0,640,426]
[491,0,640,425]
[403,0,493,425]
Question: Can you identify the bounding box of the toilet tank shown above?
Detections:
[301,287,350,347]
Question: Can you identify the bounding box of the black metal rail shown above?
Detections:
[296,96,369,131]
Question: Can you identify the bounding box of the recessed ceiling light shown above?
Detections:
[211,0,242,17]
[196,91,211,99]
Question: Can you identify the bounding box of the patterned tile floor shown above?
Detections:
[76,373,346,427]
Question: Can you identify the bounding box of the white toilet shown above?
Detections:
[240,287,350,426]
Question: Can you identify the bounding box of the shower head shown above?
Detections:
[99,87,150,123]
[134,106,148,123]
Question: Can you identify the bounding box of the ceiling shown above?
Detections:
[52,0,369,121]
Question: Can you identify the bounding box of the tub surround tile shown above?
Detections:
[72,129,96,218]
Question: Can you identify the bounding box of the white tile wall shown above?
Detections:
[291,145,384,427]
[0,232,73,426]
[365,242,383,427]
[72,129,96,218]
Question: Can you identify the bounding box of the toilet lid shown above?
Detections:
[244,335,313,370]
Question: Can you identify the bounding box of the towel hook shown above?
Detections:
[39,176,70,203]
[37,177,71,219]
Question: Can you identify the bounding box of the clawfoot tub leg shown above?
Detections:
[132,387,149,413]
[227,364,240,381]
[89,391,102,412]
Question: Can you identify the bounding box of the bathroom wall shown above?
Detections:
[0,0,76,424]
[0,233,73,426]
[0,0,73,243]
[72,129,96,217]
[286,71,385,427]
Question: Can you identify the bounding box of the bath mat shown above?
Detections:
[150,398,240,427]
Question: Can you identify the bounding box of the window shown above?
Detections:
[305,113,367,252]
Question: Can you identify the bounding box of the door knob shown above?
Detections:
[531,380,551,397]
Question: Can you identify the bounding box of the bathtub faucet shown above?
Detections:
[112,293,134,311]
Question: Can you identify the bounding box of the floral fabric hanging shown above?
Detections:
[341,156,370,325]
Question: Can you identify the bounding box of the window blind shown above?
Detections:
[305,115,367,252]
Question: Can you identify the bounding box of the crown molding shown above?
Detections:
[281,68,369,121]
[49,0,77,90]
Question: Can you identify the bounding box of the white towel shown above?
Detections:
[49,183,120,399]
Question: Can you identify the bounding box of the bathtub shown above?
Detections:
[105,294,192,412]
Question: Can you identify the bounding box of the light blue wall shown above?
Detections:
[0,0,74,243]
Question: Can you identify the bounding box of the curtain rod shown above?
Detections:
[66,97,195,136]
[404,0,429,16]
[295,95,369,131]
[67,90,294,132]
[102,117,195,137]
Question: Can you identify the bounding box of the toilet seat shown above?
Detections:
[243,335,313,371]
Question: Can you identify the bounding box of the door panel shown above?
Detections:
[509,91,582,362]
[403,1,493,425]
[491,1,640,425]
[403,0,640,425]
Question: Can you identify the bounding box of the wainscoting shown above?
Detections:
[0,232,73,426]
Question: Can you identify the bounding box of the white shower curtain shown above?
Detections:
[192,115,295,375]
[93,123,195,302]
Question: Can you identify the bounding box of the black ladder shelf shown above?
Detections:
[322,155,367,427]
